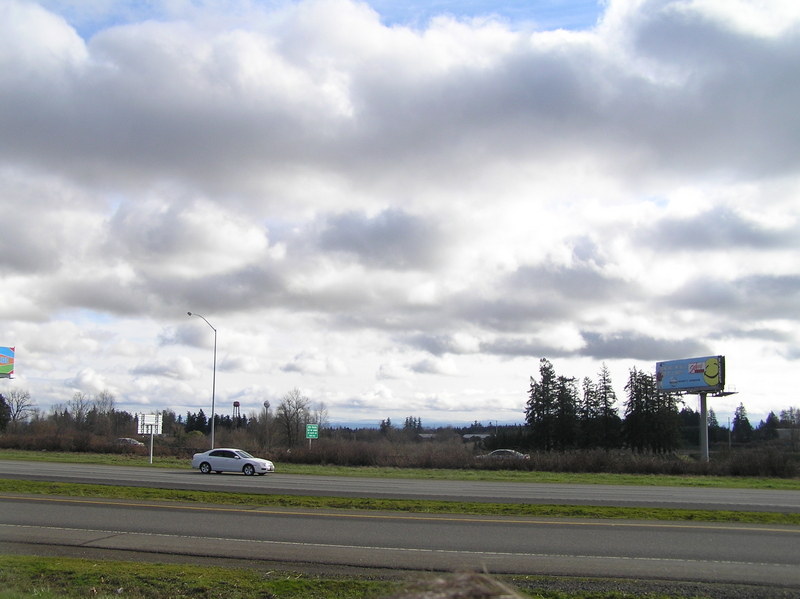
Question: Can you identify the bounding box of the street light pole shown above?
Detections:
[188,312,217,449]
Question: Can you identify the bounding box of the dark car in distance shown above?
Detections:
[476,449,530,460]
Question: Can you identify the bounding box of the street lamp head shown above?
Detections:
[187,310,216,449]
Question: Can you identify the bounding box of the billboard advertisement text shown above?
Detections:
[656,356,725,393]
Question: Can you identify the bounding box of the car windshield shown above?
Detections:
[235,450,254,459]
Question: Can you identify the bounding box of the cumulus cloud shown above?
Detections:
[637,206,800,251]
[579,331,710,361]
[218,354,262,373]
[281,349,348,376]
[318,209,446,270]
[159,324,213,348]
[376,362,413,380]
[666,274,800,320]
[65,367,108,394]
[2,0,800,423]
[405,333,482,356]
[410,356,460,376]
[130,356,200,380]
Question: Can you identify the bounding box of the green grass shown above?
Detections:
[2,449,799,490]
[0,450,183,467]
[0,554,402,599]
[0,555,729,599]
[2,478,799,525]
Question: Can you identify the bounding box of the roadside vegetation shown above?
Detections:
[0,555,401,599]
[0,555,759,599]
[0,370,798,479]
[1,478,798,525]
[1,448,800,489]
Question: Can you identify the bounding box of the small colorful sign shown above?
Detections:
[0,347,15,378]
[306,424,319,439]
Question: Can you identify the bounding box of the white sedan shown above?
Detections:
[191,448,275,476]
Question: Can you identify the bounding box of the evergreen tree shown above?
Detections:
[525,358,558,450]
[0,394,9,432]
[187,409,208,434]
[623,368,680,453]
[404,416,422,432]
[679,406,700,446]
[580,377,598,422]
[578,376,600,448]
[651,388,682,453]
[756,412,780,441]
[596,363,621,448]
[732,403,753,444]
[707,408,728,444]
[553,375,579,449]
[623,367,650,452]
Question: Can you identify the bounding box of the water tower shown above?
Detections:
[233,401,241,419]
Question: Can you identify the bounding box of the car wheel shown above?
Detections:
[243,464,255,476]
[199,462,211,474]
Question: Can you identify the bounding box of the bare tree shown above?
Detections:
[780,407,800,452]
[250,405,275,451]
[93,390,116,414]
[68,392,91,431]
[90,390,117,436]
[312,401,329,429]
[6,389,36,432]
[276,388,310,447]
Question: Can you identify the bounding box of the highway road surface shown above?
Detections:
[1,493,799,587]
[1,459,799,512]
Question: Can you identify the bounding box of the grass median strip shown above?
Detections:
[3,450,800,489]
[1,478,798,525]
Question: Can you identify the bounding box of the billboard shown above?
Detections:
[656,356,725,393]
[0,347,14,378]
[137,413,163,435]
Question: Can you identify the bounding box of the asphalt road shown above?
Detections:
[1,459,799,512]
[1,493,799,587]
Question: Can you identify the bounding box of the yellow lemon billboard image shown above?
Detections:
[703,357,720,387]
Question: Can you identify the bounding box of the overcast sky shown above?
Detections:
[1,0,799,428]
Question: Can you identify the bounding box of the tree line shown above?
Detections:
[524,358,800,453]
[1,373,798,455]
[0,387,330,450]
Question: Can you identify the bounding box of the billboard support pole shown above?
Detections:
[699,392,709,462]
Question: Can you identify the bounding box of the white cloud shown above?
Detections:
[219,354,262,373]
[410,356,460,376]
[0,1,87,75]
[376,362,413,380]
[671,0,800,38]
[0,0,799,426]
[65,367,109,394]
[130,356,200,380]
[281,349,348,376]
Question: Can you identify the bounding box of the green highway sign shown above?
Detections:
[306,424,319,439]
